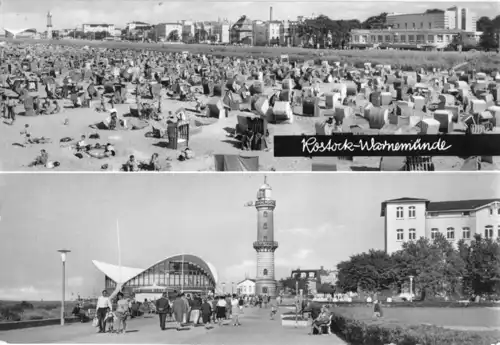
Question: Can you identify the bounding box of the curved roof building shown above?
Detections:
[93,254,218,295]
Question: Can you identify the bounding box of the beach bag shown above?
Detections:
[92,317,99,328]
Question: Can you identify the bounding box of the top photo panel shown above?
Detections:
[0,0,499,172]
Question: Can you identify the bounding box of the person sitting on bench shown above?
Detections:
[310,306,332,335]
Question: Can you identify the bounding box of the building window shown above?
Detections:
[428,22,432,29]
[262,287,268,294]
[400,35,406,43]
[263,235,268,241]
[378,35,383,42]
[463,211,470,216]
[409,228,416,240]
[385,35,391,42]
[412,23,415,29]
[405,23,408,29]
[263,269,268,276]
[408,35,415,43]
[371,35,377,42]
[396,207,404,219]
[263,211,268,217]
[447,227,455,240]
[490,208,493,216]
[263,223,268,230]
[462,227,471,239]
[485,225,493,239]
[420,22,423,28]
[396,229,404,241]
[428,35,434,42]
[431,228,439,239]
[408,206,416,218]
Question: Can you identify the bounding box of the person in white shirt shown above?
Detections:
[216,296,227,326]
[231,294,241,326]
[96,284,122,333]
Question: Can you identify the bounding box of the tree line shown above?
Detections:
[336,233,500,300]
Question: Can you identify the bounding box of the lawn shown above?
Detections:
[2,38,500,73]
[335,305,500,329]
[0,300,89,322]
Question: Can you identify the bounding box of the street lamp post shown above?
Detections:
[57,249,71,326]
[409,275,414,302]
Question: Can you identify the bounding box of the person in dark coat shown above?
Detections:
[201,298,212,327]
[172,293,188,330]
[156,292,171,330]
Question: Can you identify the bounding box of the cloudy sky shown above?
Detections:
[0,172,498,301]
[0,0,498,31]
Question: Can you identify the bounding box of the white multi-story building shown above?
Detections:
[82,24,115,35]
[236,278,256,295]
[213,21,230,43]
[381,198,500,254]
[386,7,476,31]
[351,6,479,50]
[266,21,281,45]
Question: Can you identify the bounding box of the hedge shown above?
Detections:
[317,301,498,308]
[329,311,499,345]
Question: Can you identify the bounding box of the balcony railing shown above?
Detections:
[253,241,279,249]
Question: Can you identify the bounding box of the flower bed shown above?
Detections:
[329,310,500,345]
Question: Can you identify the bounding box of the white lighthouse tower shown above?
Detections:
[253,177,278,297]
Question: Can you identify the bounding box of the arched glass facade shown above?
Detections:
[103,255,217,292]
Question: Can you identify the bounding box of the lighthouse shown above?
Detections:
[253,177,278,297]
[46,11,53,39]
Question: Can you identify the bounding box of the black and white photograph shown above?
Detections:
[0,0,499,171]
[0,173,499,344]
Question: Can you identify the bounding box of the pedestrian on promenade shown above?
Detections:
[95,284,122,333]
[216,296,227,326]
[181,293,190,324]
[190,294,202,325]
[231,294,241,326]
[201,298,212,328]
[225,294,232,320]
[113,292,129,334]
[156,292,171,330]
[172,293,188,330]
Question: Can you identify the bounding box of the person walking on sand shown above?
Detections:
[231,294,241,326]
[114,292,130,334]
[156,292,171,330]
[96,284,122,334]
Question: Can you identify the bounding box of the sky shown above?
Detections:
[0,0,498,31]
[0,172,498,301]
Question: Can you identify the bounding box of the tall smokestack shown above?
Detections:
[270,6,273,21]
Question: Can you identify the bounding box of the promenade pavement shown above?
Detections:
[0,306,346,344]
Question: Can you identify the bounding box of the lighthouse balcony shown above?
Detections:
[253,241,279,250]
[255,200,276,208]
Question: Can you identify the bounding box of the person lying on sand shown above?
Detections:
[75,135,86,151]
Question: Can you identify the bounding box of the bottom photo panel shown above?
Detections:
[0,172,499,345]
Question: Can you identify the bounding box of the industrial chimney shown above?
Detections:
[270,6,273,21]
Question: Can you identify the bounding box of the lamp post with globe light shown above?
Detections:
[57,249,71,326]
